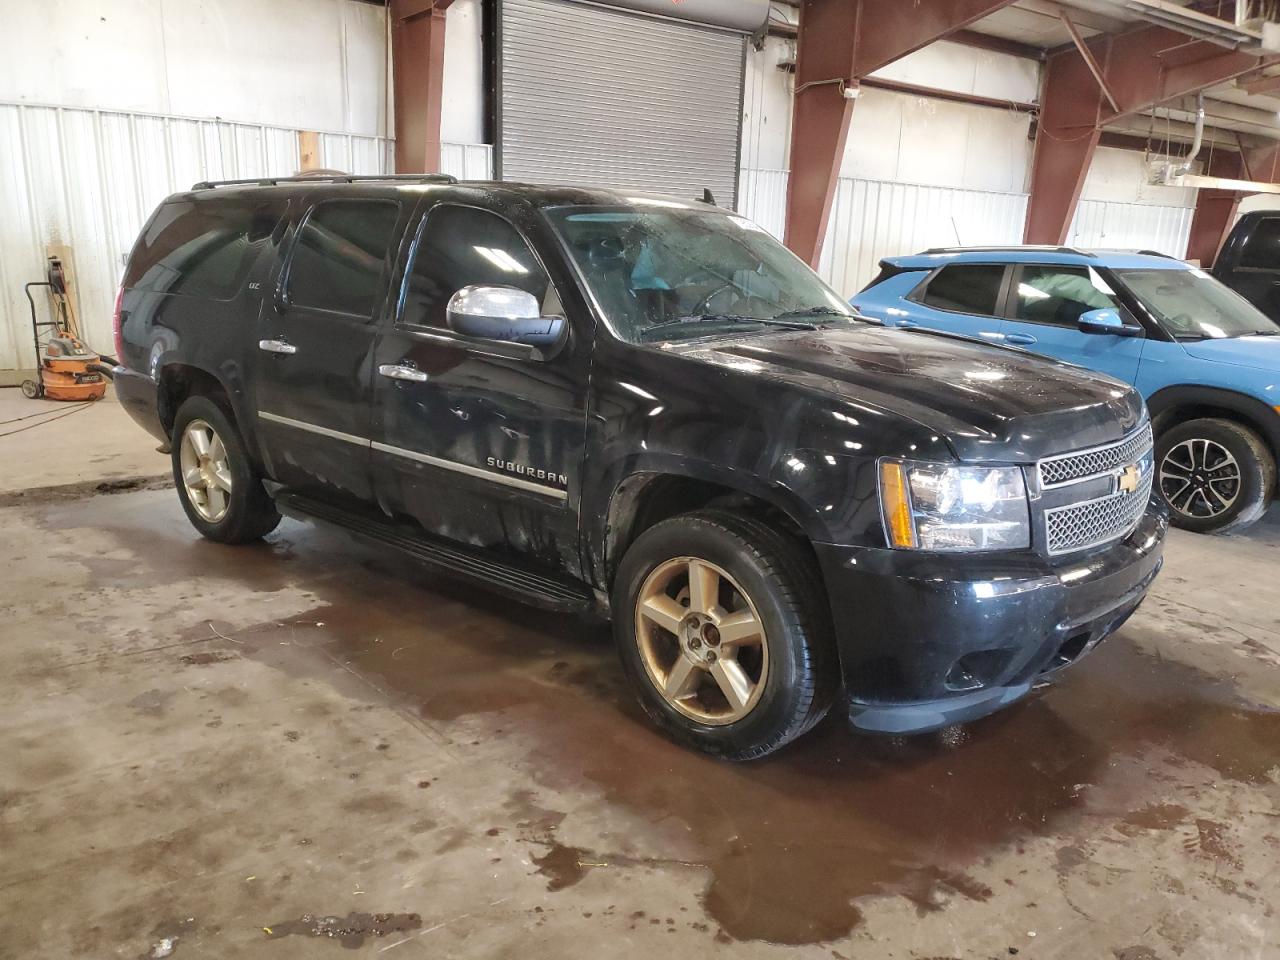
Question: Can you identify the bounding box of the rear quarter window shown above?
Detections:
[917,264,1006,316]
[1239,216,1280,270]
[124,199,286,300]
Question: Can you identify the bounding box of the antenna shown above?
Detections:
[950,216,963,246]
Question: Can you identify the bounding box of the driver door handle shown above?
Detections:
[378,363,429,383]
[1005,333,1038,345]
[258,338,297,355]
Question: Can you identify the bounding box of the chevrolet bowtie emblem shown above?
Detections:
[1117,463,1141,495]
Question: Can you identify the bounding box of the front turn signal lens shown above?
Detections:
[879,460,917,548]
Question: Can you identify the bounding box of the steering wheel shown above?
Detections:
[1167,313,1196,335]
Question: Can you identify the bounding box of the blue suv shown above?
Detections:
[853,246,1280,533]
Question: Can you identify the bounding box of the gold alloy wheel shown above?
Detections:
[634,556,769,725]
[179,418,233,523]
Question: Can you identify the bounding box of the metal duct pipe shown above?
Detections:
[1177,92,1207,176]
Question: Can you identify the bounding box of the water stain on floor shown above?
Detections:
[50,502,1280,948]
[263,912,422,949]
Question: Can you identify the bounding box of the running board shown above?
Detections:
[276,493,594,613]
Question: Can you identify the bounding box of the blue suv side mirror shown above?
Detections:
[1078,308,1143,338]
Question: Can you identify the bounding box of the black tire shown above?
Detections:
[171,395,280,544]
[612,509,837,760]
[1156,417,1274,534]
[20,379,41,399]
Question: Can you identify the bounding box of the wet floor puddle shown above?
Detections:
[262,912,421,949]
[44,502,1280,946]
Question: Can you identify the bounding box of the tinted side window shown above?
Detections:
[402,205,551,329]
[286,200,400,318]
[920,264,1005,315]
[124,199,285,300]
[1239,217,1280,270]
[1012,265,1120,327]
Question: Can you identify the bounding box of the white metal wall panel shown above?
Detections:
[441,142,495,181]
[817,179,1030,296]
[0,101,477,373]
[736,168,789,240]
[1067,200,1194,258]
[499,0,745,205]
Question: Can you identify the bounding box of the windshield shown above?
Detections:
[544,203,858,343]
[1116,267,1280,339]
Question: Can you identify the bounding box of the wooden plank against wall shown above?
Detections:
[297,131,321,172]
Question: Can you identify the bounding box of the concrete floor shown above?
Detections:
[1,387,1278,959]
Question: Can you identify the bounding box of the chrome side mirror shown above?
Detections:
[1078,308,1142,338]
[445,285,565,348]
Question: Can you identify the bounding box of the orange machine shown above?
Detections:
[21,258,112,402]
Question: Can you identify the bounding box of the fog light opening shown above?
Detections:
[1047,631,1092,672]
[944,649,1013,692]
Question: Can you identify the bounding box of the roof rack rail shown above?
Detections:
[1136,249,1177,259]
[190,173,459,190]
[920,245,1096,257]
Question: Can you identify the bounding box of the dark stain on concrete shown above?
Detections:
[263,912,421,949]
[531,842,592,891]
[0,474,168,509]
[126,688,176,717]
[178,651,236,666]
[1118,803,1189,835]
[75,499,1280,948]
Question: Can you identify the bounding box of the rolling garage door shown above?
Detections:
[498,0,763,206]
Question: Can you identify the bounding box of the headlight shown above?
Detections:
[879,459,1030,551]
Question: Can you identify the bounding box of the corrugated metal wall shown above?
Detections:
[1067,199,1194,258]
[0,101,492,373]
[737,169,1030,296]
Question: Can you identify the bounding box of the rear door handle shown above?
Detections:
[1005,333,1038,345]
[258,339,297,355]
[891,319,918,329]
[378,363,429,383]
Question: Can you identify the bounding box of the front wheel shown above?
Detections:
[612,510,836,760]
[1156,417,1274,533]
[171,396,280,544]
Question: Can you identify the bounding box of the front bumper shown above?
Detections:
[814,496,1167,735]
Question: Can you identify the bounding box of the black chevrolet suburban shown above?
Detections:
[114,174,1168,759]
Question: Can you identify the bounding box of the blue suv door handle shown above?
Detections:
[1005,333,1038,345]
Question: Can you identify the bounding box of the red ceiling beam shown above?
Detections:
[1025,21,1270,244]
[784,0,1020,267]
[390,0,454,174]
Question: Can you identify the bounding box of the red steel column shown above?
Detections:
[391,0,452,174]
[784,0,1020,267]
[1186,151,1245,266]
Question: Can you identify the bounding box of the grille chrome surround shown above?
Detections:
[1039,424,1154,488]
[1038,424,1155,556]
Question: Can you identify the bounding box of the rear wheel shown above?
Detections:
[171,396,280,543]
[612,510,836,760]
[20,379,41,399]
[1156,417,1274,533]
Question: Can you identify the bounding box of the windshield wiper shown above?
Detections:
[639,314,818,340]
[771,305,857,321]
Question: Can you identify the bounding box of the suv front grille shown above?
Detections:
[1039,424,1153,487]
[1039,425,1154,556]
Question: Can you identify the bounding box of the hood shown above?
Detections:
[670,325,1145,463]
[1180,335,1280,371]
